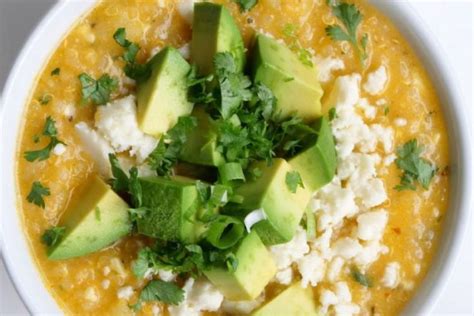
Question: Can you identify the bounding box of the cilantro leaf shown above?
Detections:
[325,1,368,65]
[41,226,65,247]
[285,171,304,193]
[233,0,258,11]
[351,266,373,287]
[147,116,198,176]
[39,94,52,105]
[78,73,118,105]
[113,27,152,82]
[27,181,50,208]
[139,280,184,305]
[394,139,437,191]
[24,116,65,162]
[51,68,60,76]
[109,154,130,193]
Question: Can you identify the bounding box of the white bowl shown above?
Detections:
[1,0,472,314]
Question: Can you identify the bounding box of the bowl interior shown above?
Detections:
[1,1,472,314]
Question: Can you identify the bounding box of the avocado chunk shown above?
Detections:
[252,283,320,316]
[48,175,131,260]
[234,158,311,245]
[191,3,245,75]
[204,231,276,300]
[136,176,203,243]
[179,107,225,167]
[137,47,193,137]
[250,34,323,120]
[289,116,337,192]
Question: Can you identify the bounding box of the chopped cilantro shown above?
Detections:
[24,116,65,162]
[384,105,390,116]
[394,139,437,191]
[108,154,144,209]
[233,0,258,11]
[41,226,65,247]
[147,116,198,176]
[51,68,60,76]
[351,266,373,287]
[39,94,52,105]
[78,73,118,105]
[282,23,314,67]
[285,171,304,193]
[328,107,337,121]
[113,27,151,82]
[138,280,184,306]
[27,181,50,208]
[325,1,368,65]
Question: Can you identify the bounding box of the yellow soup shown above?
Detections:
[16,0,449,315]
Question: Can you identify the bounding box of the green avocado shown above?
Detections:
[137,47,193,137]
[250,34,323,120]
[136,176,203,243]
[191,2,245,75]
[252,283,320,316]
[289,116,337,192]
[48,175,131,260]
[179,107,225,167]
[204,231,276,300]
[234,158,311,245]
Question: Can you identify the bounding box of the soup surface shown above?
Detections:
[17,0,449,315]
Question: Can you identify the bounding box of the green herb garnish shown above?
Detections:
[282,23,314,67]
[27,181,50,208]
[41,226,65,247]
[325,1,368,65]
[132,279,184,310]
[233,0,258,12]
[51,68,61,76]
[78,73,118,105]
[394,139,437,191]
[39,94,52,105]
[351,266,373,287]
[285,171,304,193]
[328,107,337,121]
[24,116,65,162]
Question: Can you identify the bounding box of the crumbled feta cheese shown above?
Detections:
[53,143,67,156]
[95,95,158,163]
[384,154,396,166]
[325,74,361,109]
[370,124,394,153]
[270,228,309,270]
[357,98,377,120]
[63,103,76,119]
[326,257,344,282]
[117,286,134,300]
[75,122,114,177]
[354,241,388,266]
[332,238,362,259]
[320,289,338,312]
[178,43,191,60]
[363,65,388,95]
[311,227,333,259]
[221,296,264,315]
[274,267,293,285]
[158,269,177,282]
[382,262,400,288]
[315,56,345,83]
[169,278,223,315]
[298,251,326,288]
[394,117,408,127]
[335,282,351,303]
[316,182,358,225]
[334,303,361,315]
[356,210,388,241]
[352,178,387,208]
[152,305,161,316]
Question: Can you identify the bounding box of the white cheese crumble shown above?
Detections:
[382,262,401,288]
[274,267,293,285]
[75,122,114,178]
[95,95,157,163]
[221,296,265,315]
[117,286,134,300]
[84,287,99,302]
[158,269,177,282]
[297,251,326,288]
[357,210,388,241]
[314,56,345,83]
[270,228,309,270]
[363,65,388,95]
[53,143,67,156]
[177,0,201,25]
[326,257,344,282]
[331,238,362,259]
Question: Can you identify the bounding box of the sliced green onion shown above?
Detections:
[218,162,245,183]
[305,206,316,239]
[206,215,245,249]
[243,208,267,232]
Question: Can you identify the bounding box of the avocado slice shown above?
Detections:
[252,283,320,316]
[289,116,337,192]
[204,231,276,300]
[48,175,131,260]
[179,107,225,167]
[191,2,245,75]
[136,176,203,243]
[250,34,323,120]
[137,47,193,137]
[234,158,311,245]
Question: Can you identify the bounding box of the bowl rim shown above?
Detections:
[1,0,472,314]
